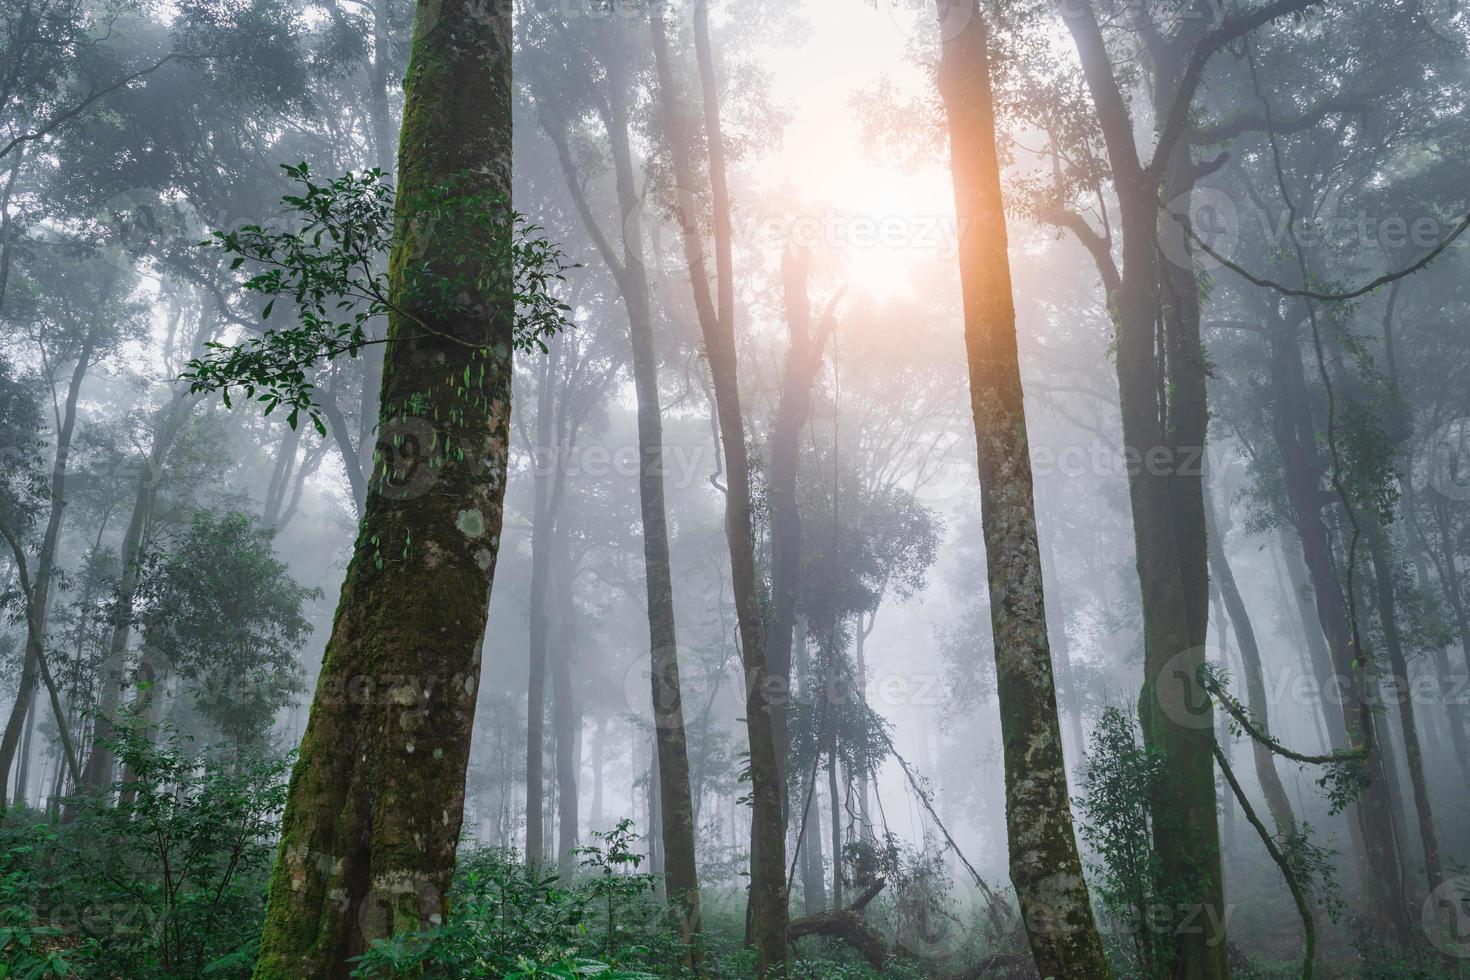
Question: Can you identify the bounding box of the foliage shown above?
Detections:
[182,163,577,431]
[1076,705,1171,978]
[352,826,672,979]
[133,511,317,749]
[1,725,289,979]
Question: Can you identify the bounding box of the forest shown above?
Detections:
[2,0,1470,977]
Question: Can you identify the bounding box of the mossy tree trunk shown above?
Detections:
[935,3,1112,975]
[251,1,513,974]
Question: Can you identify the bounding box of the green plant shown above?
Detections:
[12,725,290,979]
[183,163,576,431]
[1076,705,1172,978]
[574,819,658,964]
[0,823,73,979]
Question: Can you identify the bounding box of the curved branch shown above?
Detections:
[1213,741,1315,979]
[1178,207,1470,302]
[1148,0,1322,180]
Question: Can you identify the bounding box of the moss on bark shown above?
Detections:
[252,1,513,975]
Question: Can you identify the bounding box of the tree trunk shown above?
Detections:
[1205,488,1297,836]
[251,0,513,972]
[1265,312,1411,947]
[0,322,99,809]
[525,342,560,867]
[543,53,705,959]
[80,324,208,797]
[1366,517,1443,892]
[1279,532,1352,751]
[768,248,838,799]
[937,3,1112,975]
[649,4,786,971]
[1063,7,1227,971]
[551,521,579,880]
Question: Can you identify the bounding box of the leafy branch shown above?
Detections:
[182,164,577,431]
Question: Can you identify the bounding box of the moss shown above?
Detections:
[252,2,514,976]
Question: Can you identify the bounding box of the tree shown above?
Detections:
[249,0,516,972]
[133,512,316,752]
[521,12,706,954]
[649,1,787,970]
[935,1,1112,974]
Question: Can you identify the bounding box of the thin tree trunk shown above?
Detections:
[80,331,208,797]
[525,343,559,866]
[542,55,704,959]
[938,3,1111,974]
[1279,532,1352,751]
[0,321,99,808]
[768,248,839,799]
[551,522,579,879]
[1063,7,1228,971]
[252,0,513,971]
[824,639,843,912]
[1266,312,1411,947]
[1205,487,1296,836]
[1366,517,1443,892]
[650,4,786,970]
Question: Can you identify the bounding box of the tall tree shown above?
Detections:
[649,1,787,970]
[935,2,1112,975]
[525,16,706,955]
[251,0,514,972]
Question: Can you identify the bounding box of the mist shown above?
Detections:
[2,0,1469,976]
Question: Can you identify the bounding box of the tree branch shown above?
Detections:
[1149,0,1321,180]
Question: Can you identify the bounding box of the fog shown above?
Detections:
[3,0,1469,976]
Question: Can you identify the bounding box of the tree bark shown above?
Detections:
[937,3,1112,975]
[251,0,513,972]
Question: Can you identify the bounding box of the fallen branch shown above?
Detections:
[789,877,889,969]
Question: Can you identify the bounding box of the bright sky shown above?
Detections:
[752,0,958,298]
